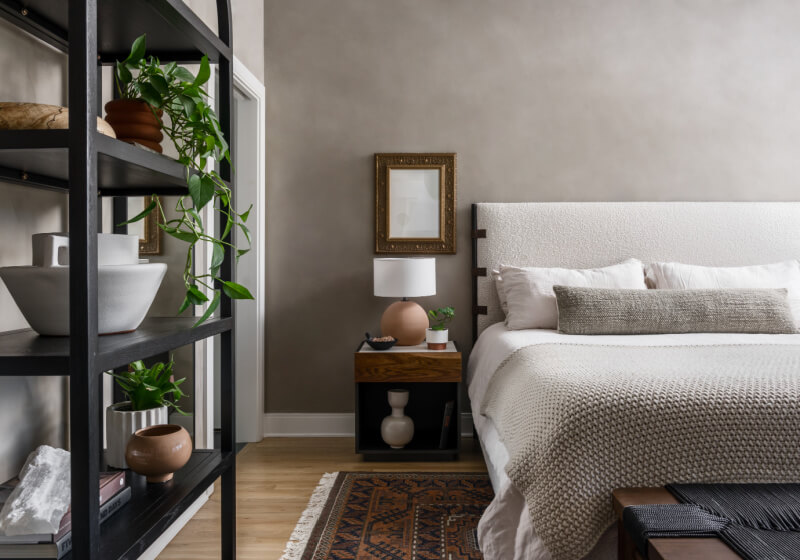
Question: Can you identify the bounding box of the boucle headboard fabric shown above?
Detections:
[472,202,800,339]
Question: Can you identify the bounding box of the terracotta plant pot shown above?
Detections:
[125,424,192,483]
[104,99,164,153]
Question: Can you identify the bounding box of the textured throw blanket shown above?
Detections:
[480,344,800,560]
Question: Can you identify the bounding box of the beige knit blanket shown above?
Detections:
[480,343,800,560]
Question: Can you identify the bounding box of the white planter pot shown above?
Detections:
[106,402,168,468]
[426,328,448,350]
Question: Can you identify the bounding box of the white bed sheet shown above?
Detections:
[468,322,800,560]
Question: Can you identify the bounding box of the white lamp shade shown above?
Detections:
[373,258,436,298]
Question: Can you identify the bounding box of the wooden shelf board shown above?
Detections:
[0,130,220,196]
[60,450,234,560]
[0,0,230,62]
[0,316,233,375]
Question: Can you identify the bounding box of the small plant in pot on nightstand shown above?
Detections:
[426,306,454,350]
[105,359,187,469]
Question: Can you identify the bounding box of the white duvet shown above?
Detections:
[468,323,800,560]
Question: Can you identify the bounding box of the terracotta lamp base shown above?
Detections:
[380,300,428,346]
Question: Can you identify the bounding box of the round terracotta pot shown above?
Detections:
[104,99,164,153]
[125,424,192,483]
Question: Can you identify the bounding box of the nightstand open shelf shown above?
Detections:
[354,341,462,461]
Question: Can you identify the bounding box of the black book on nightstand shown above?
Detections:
[439,401,455,449]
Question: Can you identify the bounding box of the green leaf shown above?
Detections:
[164,61,177,75]
[193,290,221,327]
[204,135,216,153]
[174,66,195,82]
[210,242,225,275]
[177,295,192,315]
[150,74,169,95]
[117,198,156,226]
[194,56,210,86]
[138,82,162,107]
[222,213,233,241]
[240,204,252,223]
[186,284,209,305]
[186,208,204,232]
[124,34,146,65]
[238,222,251,244]
[178,94,196,116]
[116,61,132,87]
[187,174,215,210]
[222,281,254,300]
[159,224,199,244]
[236,248,250,261]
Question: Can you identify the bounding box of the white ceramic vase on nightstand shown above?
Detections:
[380,389,414,449]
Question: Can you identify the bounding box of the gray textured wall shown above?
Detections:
[264,0,800,412]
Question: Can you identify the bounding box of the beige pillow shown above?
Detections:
[645,260,800,323]
[500,259,647,330]
[554,286,797,335]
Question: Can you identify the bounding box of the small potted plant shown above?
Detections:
[105,359,187,468]
[426,306,454,350]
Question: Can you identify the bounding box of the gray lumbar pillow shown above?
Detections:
[553,286,797,335]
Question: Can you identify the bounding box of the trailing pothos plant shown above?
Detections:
[115,34,252,325]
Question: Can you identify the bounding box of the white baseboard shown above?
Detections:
[264,413,354,437]
[263,412,474,438]
[137,484,214,560]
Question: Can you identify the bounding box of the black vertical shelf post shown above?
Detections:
[68,0,101,558]
[216,1,236,559]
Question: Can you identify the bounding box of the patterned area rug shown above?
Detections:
[282,472,494,560]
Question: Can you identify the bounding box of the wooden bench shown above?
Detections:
[612,487,741,560]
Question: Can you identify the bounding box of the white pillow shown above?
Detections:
[491,269,508,315]
[646,260,800,322]
[500,259,647,330]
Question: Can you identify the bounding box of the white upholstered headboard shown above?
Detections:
[472,202,800,340]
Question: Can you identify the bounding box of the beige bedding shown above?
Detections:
[481,343,800,560]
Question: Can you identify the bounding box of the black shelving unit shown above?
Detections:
[0,1,237,558]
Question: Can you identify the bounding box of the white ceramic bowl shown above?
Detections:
[0,263,167,336]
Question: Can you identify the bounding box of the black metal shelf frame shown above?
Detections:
[0,1,237,558]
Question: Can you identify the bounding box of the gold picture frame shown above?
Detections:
[138,197,162,256]
[375,153,456,254]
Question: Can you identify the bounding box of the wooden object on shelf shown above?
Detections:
[0,102,116,137]
[355,341,462,461]
[612,487,740,560]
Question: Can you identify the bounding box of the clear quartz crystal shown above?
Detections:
[0,445,71,536]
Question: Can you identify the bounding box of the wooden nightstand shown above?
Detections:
[354,341,462,461]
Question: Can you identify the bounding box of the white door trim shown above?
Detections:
[232,57,266,442]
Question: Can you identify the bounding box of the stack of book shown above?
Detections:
[0,472,130,559]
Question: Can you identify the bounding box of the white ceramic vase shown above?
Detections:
[106,402,168,468]
[0,233,166,336]
[380,389,414,449]
[426,328,448,350]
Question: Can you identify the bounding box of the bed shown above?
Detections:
[467,202,800,560]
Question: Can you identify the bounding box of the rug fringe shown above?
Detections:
[280,472,339,560]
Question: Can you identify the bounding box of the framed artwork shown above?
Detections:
[375,153,456,254]
[126,196,163,256]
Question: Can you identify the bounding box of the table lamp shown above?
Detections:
[374,258,436,345]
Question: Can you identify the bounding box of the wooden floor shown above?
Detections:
[158,437,487,559]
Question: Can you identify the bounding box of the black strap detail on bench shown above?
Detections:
[623,504,727,558]
[624,484,800,560]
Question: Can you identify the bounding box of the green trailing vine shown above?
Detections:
[115,34,252,325]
